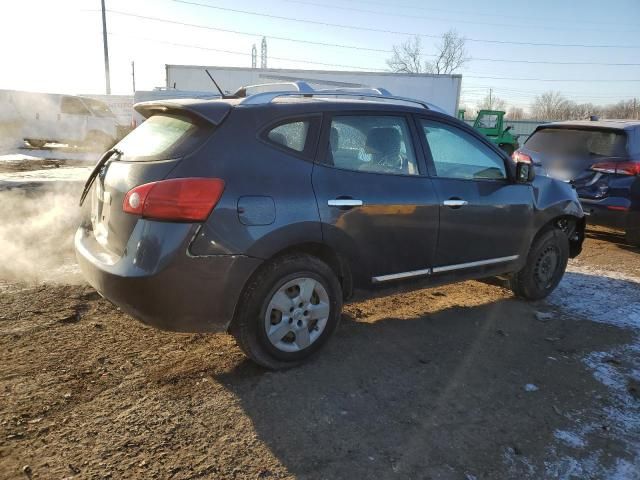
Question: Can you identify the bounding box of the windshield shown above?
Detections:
[525,128,627,157]
[115,114,202,161]
[82,98,116,118]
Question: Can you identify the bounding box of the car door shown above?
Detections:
[417,116,534,269]
[312,112,439,283]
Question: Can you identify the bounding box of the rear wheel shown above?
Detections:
[230,254,343,369]
[510,228,569,300]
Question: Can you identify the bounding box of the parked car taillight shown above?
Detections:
[591,161,640,176]
[512,151,532,163]
[123,178,225,222]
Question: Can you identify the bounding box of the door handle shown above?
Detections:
[328,199,363,207]
[443,199,468,208]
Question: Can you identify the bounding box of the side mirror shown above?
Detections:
[516,162,535,183]
[504,125,513,133]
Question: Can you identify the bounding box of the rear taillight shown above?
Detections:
[512,151,532,163]
[123,178,225,222]
[591,161,640,176]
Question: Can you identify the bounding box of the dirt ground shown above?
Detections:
[1,171,639,479]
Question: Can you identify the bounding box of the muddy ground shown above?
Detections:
[1,168,639,479]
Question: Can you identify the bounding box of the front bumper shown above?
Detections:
[75,222,262,333]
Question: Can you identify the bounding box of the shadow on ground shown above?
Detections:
[212,277,637,479]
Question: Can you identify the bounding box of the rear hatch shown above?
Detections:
[523,127,628,181]
[89,100,231,257]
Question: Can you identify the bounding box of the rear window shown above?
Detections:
[116,114,208,161]
[525,128,627,157]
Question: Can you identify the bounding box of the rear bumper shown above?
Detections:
[75,222,262,333]
[579,197,630,230]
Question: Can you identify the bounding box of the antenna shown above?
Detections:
[251,44,257,69]
[261,37,267,69]
[205,69,225,97]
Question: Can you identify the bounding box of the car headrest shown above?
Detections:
[366,127,401,156]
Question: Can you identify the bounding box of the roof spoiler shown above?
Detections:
[134,98,231,125]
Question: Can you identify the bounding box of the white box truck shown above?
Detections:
[165,65,462,116]
[1,90,121,149]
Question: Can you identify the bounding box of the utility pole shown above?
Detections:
[489,88,493,109]
[251,44,257,69]
[101,0,111,94]
[131,61,136,93]
[261,37,267,69]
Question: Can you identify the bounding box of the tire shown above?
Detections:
[510,228,569,301]
[27,139,47,148]
[626,228,640,247]
[230,254,343,370]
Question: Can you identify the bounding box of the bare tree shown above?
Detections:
[386,36,425,74]
[476,93,506,112]
[506,107,525,120]
[428,30,469,74]
[387,30,469,75]
[531,91,571,120]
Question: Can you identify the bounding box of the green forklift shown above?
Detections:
[458,109,520,156]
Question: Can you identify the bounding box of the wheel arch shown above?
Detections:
[532,214,585,258]
[227,241,353,332]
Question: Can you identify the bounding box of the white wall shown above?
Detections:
[166,65,462,115]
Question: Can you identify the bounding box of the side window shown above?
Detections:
[327,115,419,176]
[267,120,309,152]
[421,120,507,180]
[61,96,90,115]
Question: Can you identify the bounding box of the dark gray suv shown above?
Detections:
[75,83,585,369]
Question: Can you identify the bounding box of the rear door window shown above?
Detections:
[115,114,208,161]
[325,115,419,176]
[525,128,628,157]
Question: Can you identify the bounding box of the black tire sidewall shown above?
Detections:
[238,255,342,365]
[516,229,569,300]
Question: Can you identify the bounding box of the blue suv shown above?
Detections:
[514,119,640,246]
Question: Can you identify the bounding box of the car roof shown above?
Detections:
[541,119,640,131]
[135,96,443,125]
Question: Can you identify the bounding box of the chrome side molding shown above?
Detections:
[432,255,519,273]
[372,268,432,283]
[372,255,519,283]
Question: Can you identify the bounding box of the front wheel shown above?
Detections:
[510,228,569,300]
[231,254,343,369]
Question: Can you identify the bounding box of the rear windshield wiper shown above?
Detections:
[79,148,122,207]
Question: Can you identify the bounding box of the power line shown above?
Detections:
[174,0,640,49]
[464,74,640,83]
[105,10,640,67]
[106,10,391,53]
[283,0,640,34]
[107,32,385,70]
[294,0,638,28]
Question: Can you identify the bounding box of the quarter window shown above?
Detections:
[421,120,507,180]
[327,116,419,176]
[267,120,309,152]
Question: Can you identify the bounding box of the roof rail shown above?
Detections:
[234,81,445,113]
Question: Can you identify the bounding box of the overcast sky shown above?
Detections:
[0,0,638,109]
